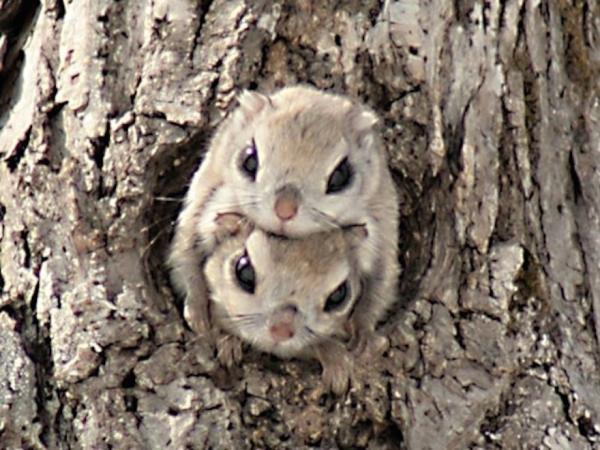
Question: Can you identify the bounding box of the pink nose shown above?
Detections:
[269,305,298,342]
[274,196,298,221]
[269,323,295,342]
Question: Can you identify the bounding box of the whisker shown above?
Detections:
[140,217,176,234]
[153,196,183,203]
[204,200,258,212]
[308,207,341,229]
[141,226,171,259]
[214,313,264,330]
[305,326,334,344]
[221,186,264,202]
[298,329,316,348]
[202,192,262,214]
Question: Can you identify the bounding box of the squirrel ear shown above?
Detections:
[345,224,369,247]
[238,90,271,120]
[214,213,253,240]
[347,105,379,146]
[348,106,379,133]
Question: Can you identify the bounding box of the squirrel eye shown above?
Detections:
[326,157,353,194]
[240,140,259,181]
[235,251,256,294]
[324,281,349,312]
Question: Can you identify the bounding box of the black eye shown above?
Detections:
[235,251,256,294]
[240,140,259,181]
[326,157,353,194]
[324,281,349,312]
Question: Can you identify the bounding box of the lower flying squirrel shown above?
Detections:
[204,219,368,394]
[168,85,399,353]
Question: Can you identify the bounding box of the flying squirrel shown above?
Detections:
[168,86,399,386]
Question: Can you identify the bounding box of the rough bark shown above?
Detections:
[1,0,599,449]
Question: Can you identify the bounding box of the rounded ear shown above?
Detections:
[237,90,271,121]
[344,224,369,247]
[348,105,379,134]
[214,213,253,240]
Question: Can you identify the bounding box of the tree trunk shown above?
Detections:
[1,0,599,448]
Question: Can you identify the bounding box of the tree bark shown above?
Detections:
[1,0,599,449]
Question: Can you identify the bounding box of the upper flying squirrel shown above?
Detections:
[168,85,399,349]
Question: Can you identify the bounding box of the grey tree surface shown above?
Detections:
[1,1,599,449]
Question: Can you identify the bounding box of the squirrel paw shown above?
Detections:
[216,333,244,368]
[318,347,355,395]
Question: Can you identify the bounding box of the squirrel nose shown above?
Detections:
[269,305,298,343]
[274,197,298,221]
[269,323,295,342]
[274,185,301,221]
